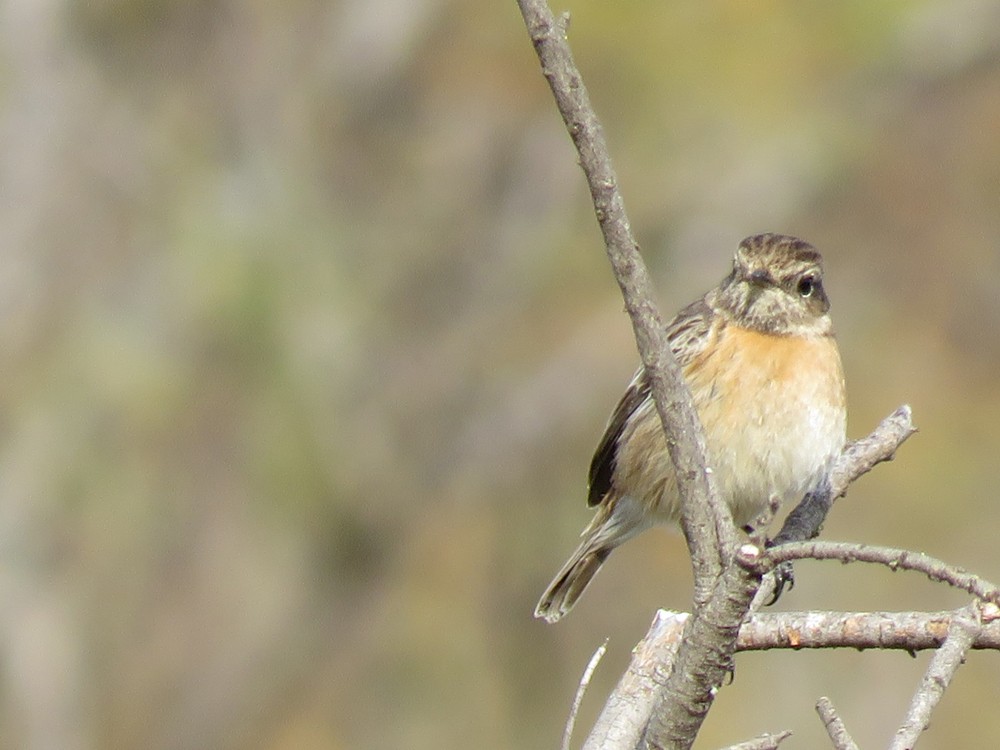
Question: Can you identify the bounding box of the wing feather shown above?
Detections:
[585,298,715,506]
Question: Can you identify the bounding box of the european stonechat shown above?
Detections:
[535,234,847,623]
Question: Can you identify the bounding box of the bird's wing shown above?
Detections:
[585,298,715,507]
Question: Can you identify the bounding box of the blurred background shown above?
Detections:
[1,0,999,748]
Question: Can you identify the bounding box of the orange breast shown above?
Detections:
[685,324,847,525]
[612,322,847,527]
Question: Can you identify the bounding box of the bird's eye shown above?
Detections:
[797,275,816,298]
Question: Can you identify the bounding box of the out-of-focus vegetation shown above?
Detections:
[1,0,998,748]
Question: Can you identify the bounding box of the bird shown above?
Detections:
[534,233,847,623]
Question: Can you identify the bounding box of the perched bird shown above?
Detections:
[535,234,847,623]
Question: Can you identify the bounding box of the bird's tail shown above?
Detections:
[534,540,612,623]
[534,496,648,623]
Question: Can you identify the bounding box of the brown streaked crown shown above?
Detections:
[709,233,832,335]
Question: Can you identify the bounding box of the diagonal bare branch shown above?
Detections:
[514,0,733,606]
[771,405,916,548]
[719,730,794,750]
[889,603,981,750]
[563,639,608,750]
[582,611,689,750]
[639,545,770,749]
[816,697,860,750]
[756,405,916,607]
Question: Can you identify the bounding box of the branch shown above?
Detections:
[889,604,980,750]
[517,5,762,746]
[640,545,769,749]
[816,697,859,750]
[582,610,689,750]
[582,605,997,748]
[563,639,608,750]
[719,730,793,750]
[514,8,975,750]
[588,604,1000,749]
[515,0,734,605]
[767,541,1000,605]
[755,406,915,610]
[771,405,916,547]
[736,607,1000,651]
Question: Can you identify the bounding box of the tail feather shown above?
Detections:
[534,543,611,623]
[535,495,650,623]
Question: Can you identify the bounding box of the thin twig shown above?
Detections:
[767,541,1000,605]
[719,730,793,750]
[563,638,608,750]
[827,405,916,497]
[582,611,688,750]
[889,604,981,750]
[816,697,860,750]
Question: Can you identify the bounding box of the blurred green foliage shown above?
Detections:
[1,0,999,748]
